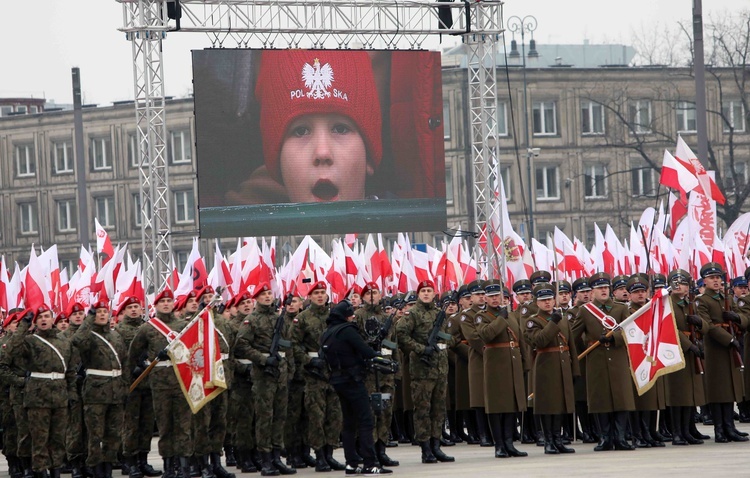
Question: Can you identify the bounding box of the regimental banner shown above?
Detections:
[167,309,227,413]
[621,288,685,395]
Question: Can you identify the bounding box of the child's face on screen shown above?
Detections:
[279,113,372,203]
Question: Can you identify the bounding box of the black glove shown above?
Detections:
[688,344,701,357]
[422,345,437,358]
[498,307,509,319]
[307,357,326,370]
[156,349,170,361]
[132,366,144,379]
[723,311,741,323]
[87,307,97,318]
[265,355,279,368]
[598,332,614,345]
[21,311,34,324]
[550,312,562,324]
[75,367,86,386]
[686,315,702,327]
[731,339,743,351]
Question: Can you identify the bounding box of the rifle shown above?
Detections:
[265,293,294,379]
[724,275,745,371]
[420,303,452,365]
[687,281,704,375]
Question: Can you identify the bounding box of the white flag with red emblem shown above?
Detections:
[95,218,115,262]
[166,308,227,413]
[620,288,685,395]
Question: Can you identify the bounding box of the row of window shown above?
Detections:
[15,190,196,235]
[443,99,747,139]
[10,130,192,179]
[0,105,41,117]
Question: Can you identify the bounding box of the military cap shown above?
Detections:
[197,285,215,299]
[667,269,691,285]
[68,302,85,315]
[309,281,328,294]
[468,280,485,294]
[457,285,470,298]
[252,282,272,299]
[530,270,552,285]
[391,296,406,309]
[533,283,555,300]
[626,276,648,293]
[503,287,511,298]
[440,291,458,305]
[173,296,187,312]
[652,274,667,289]
[234,291,253,305]
[54,312,69,325]
[572,277,591,292]
[612,275,629,291]
[554,280,572,293]
[35,304,52,319]
[154,288,174,303]
[700,262,724,278]
[512,279,533,294]
[361,281,379,297]
[417,279,435,294]
[732,276,749,288]
[92,299,110,310]
[115,296,141,316]
[2,311,19,328]
[589,272,612,288]
[696,278,705,288]
[405,291,417,304]
[484,279,503,296]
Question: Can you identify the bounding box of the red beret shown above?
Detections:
[361,282,379,297]
[417,280,435,294]
[308,281,327,294]
[54,313,69,325]
[233,291,253,306]
[345,285,362,298]
[35,304,52,319]
[197,285,215,299]
[93,300,110,311]
[3,311,18,328]
[69,302,85,314]
[173,296,187,311]
[115,296,141,316]
[154,289,174,303]
[252,282,272,299]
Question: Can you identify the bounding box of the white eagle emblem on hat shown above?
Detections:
[302,58,333,100]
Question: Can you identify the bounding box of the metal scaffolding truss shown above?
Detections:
[118,0,503,288]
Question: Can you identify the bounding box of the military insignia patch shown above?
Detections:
[243,320,250,325]
[526,320,535,329]
[476,317,482,324]
[567,314,573,321]
[448,321,452,328]
[521,307,528,315]
[740,301,745,307]
[461,315,466,322]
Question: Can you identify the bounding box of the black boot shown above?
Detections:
[576,402,596,443]
[238,449,256,474]
[430,437,454,462]
[630,412,649,448]
[463,411,480,444]
[503,413,527,457]
[33,472,49,478]
[49,469,61,478]
[137,453,161,478]
[689,407,710,440]
[394,411,409,444]
[722,402,749,442]
[126,456,143,478]
[188,458,200,478]
[474,408,493,447]
[418,442,437,464]
[224,447,236,468]
[681,407,703,444]
[178,458,193,478]
[521,411,535,444]
[670,407,687,445]
[313,449,330,472]
[323,446,344,471]
[533,414,544,447]
[9,456,23,478]
[210,453,234,478]
[711,403,728,442]
[259,452,278,477]
[196,456,213,478]
[300,447,316,468]
[404,411,416,445]
[375,441,399,467]
[656,408,671,441]
[542,415,558,455]
[613,412,635,451]
[446,409,462,443]
[552,415,575,453]
[487,413,508,458]
[594,414,613,451]
[161,459,175,478]
[641,411,664,447]
[292,445,307,469]
[271,449,295,475]
[104,464,114,478]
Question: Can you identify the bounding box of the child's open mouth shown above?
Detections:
[313,180,339,201]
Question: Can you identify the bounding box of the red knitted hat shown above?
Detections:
[255,50,382,183]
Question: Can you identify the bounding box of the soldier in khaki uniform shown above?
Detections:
[508,279,536,445]
[440,291,461,444]
[71,301,128,477]
[476,280,527,459]
[524,283,579,455]
[396,280,454,465]
[571,272,636,452]
[695,262,749,443]
[611,275,630,304]
[446,286,476,443]
[665,269,707,445]
[568,278,596,443]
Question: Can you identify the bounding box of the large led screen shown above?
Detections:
[193,49,447,237]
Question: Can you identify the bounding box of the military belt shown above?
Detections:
[87,369,122,377]
[236,359,252,365]
[262,352,285,358]
[29,372,65,380]
[155,361,172,367]
[536,345,569,354]
[221,353,229,360]
[484,341,515,349]
[307,352,319,358]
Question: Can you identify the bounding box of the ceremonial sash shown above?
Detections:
[32,335,67,372]
[92,331,122,369]
[148,317,180,343]
[582,302,618,330]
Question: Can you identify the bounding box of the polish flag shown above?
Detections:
[668,191,688,239]
[95,218,115,263]
[674,137,726,205]
[659,149,699,202]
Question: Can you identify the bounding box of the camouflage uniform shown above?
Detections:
[60,323,86,467]
[116,315,156,463]
[228,312,256,467]
[9,320,76,472]
[293,303,342,451]
[0,330,25,473]
[127,312,191,459]
[71,315,128,467]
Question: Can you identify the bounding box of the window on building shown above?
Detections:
[631,162,656,197]
[95,196,116,228]
[0,106,12,117]
[174,190,195,224]
[15,144,36,177]
[60,259,75,276]
[722,101,746,133]
[30,105,39,114]
[629,100,652,133]
[497,101,508,136]
[500,164,512,200]
[445,164,454,205]
[584,164,608,198]
[133,193,142,227]
[176,251,190,272]
[90,136,112,170]
[19,202,39,234]
[443,100,451,140]
[56,199,77,233]
[581,101,605,135]
[533,101,557,135]
[16,105,27,114]
[676,101,697,133]
[52,140,74,174]
[128,133,142,168]
[723,161,748,195]
[585,227,597,247]
[169,130,192,164]
[535,165,559,200]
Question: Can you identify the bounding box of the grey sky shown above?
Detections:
[0,0,744,105]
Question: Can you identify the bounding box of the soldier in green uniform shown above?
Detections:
[737,272,750,423]
[0,311,25,478]
[524,283,579,455]
[665,269,707,445]
[355,282,398,467]
[446,286,476,444]
[234,283,296,476]
[571,272,635,452]
[396,280,454,464]
[475,280,528,459]
[116,296,161,478]
[695,262,749,443]
[611,275,630,304]
[398,291,417,445]
[11,306,76,477]
[293,281,344,472]
[508,279,536,445]
[127,289,193,478]
[59,304,87,478]
[568,278,596,443]
[72,301,128,477]
[440,291,461,444]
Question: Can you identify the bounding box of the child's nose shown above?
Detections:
[312,131,333,166]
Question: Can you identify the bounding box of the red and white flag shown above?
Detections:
[659,149,699,202]
[674,137,726,205]
[166,308,227,413]
[619,288,684,395]
[95,218,115,262]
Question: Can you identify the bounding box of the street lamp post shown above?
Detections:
[507,14,538,242]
